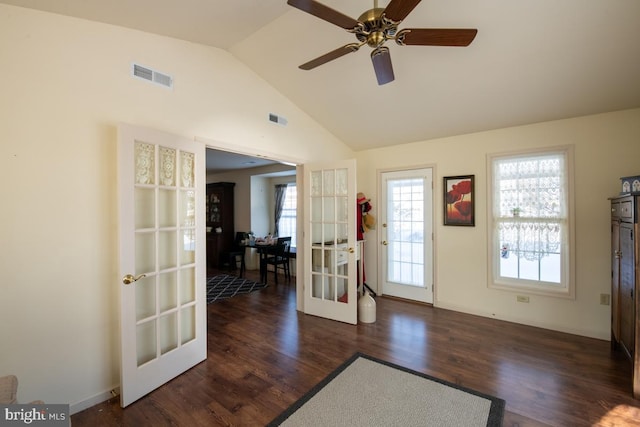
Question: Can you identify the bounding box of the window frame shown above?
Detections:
[486,145,575,299]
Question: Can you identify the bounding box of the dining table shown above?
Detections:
[246,241,296,283]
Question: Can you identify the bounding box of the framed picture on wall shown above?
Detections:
[444,175,475,226]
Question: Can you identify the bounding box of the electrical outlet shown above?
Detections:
[600,293,610,306]
[516,295,530,303]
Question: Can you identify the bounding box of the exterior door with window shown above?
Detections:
[380,169,434,303]
[118,124,206,407]
[303,160,358,324]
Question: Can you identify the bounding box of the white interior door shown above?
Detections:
[118,124,207,407]
[303,160,358,324]
[380,168,433,304]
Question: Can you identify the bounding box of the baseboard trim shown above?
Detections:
[70,385,119,415]
[435,301,609,340]
[380,294,433,307]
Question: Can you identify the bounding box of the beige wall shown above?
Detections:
[0,4,351,411]
[356,108,640,340]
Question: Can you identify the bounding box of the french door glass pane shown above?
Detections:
[160,312,178,354]
[179,268,195,304]
[135,275,155,320]
[159,146,176,186]
[159,271,177,312]
[158,189,177,227]
[135,232,155,275]
[181,306,196,344]
[135,142,155,185]
[136,320,156,366]
[159,231,177,270]
[135,188,155,229]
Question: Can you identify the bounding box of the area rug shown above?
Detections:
[206,274,267,303]
[268,352,504,427]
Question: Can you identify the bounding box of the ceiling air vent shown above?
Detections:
[132,63,173,89]
[268,113,288,126]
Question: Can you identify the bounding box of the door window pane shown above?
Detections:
[135,275,156,320]
[159,271,177,312]
[136,320,156,366]
[180,305,196,344]
[159,146,176,187]
[159,312,178,355]
[158,189,177,228]
[135,142,155,185]
[135,232,155,275]
[135,188,155,229]
[387,178,425,286]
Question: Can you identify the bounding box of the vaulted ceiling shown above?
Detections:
[3,0,639,151]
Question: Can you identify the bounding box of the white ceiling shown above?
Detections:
[4,0,640,151]
[206,149,279,173]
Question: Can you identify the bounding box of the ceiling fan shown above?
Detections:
[287,0,478,85]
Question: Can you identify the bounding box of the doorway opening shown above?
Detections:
[205,148,298,281]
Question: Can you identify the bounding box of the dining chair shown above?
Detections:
[227,232,247,277]
[262,236,291,284]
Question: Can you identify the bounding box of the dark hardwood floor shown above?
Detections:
[72,268,640,426]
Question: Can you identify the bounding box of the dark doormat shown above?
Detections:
[206,274,267,303]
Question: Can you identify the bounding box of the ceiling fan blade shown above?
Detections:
[383,0,422,22]
[396,28,478,46]
[371,47,395,85]
[287,0,360,30]
[299,43,361,70]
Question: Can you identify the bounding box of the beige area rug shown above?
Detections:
[268,353,504,427]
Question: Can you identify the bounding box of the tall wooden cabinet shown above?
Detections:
[206,182,235,268]
[610,195,640,398]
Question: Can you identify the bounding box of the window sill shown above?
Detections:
[490,279,574,299]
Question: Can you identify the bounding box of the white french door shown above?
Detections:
[380,168,434,303]
[303,159,358,324]
[118,124,207,407]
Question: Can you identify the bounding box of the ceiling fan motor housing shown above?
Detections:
[355,8,399,48]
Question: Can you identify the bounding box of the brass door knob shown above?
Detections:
[122,274,146,285]
[381,241,388,246]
